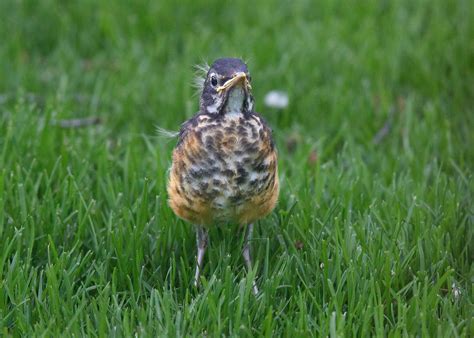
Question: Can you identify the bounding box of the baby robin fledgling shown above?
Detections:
[167,58,279,294]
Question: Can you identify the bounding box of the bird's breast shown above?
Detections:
[168,113,279,225]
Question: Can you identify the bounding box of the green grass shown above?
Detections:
[0,0,473,336]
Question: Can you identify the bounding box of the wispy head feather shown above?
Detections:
[193,62,210,95]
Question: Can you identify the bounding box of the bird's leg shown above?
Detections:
[242,223,259,295]
[194,225,209,287]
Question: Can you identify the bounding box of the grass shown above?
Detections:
[0,0,472,336]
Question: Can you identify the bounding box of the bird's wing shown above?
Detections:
[176,114,200,147]
[251,112,276,149]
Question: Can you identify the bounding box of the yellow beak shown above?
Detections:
[216,72,252,93]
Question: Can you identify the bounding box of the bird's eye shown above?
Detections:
[210,75,218,87]
[247,75,252,82]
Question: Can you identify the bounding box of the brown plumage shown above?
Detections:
[166,58,279,294]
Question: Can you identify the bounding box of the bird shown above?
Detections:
[167,58,279,295]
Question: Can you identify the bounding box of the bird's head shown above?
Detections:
[200,58,254,115]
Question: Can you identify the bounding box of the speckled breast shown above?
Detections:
[167,113,279,226]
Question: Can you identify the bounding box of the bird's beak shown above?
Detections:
[217,72,252,93]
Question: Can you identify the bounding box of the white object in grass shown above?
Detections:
[264,90,289,109]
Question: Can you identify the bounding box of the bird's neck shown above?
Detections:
[224,87,246,116]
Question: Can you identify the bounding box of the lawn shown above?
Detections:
[0,0,472,336]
